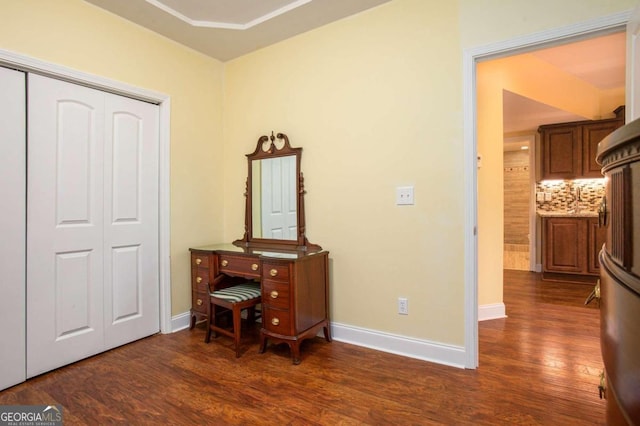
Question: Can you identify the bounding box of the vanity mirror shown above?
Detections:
[234,132,320,251]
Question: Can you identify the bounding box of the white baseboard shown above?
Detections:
[478,303,506,321]
[171,311,193,332]
[169,311,467,368]
[331,322,466,369]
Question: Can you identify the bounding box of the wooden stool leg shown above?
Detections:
[204,300,212,343]
[233,305,242,358]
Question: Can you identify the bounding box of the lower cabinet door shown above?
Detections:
[587,217,607,275]
[544,217,587,273]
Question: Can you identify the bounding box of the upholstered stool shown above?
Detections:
[205,282,262,357]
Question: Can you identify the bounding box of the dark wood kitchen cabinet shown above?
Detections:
[586,217,606,275]
[539,109,624,180]
[582,121,622,177]
[542,216,605,282]
[540,124,582,180]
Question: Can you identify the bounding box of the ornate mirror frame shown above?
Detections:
[233,132,320,251]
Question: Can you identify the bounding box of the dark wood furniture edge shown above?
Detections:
[258,319,331,365]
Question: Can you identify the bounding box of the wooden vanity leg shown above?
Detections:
[323,324,332,342]
[258,333,267,354]
[290,343,301,365]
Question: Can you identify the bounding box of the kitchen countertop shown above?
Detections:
[537,210,598,218]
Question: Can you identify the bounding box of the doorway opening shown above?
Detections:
[464,11,632,369]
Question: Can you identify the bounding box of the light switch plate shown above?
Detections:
[544,192,552,201]
[396,186,414,205]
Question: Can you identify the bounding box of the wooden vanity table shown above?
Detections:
[189,132,331,364]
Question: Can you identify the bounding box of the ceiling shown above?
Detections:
[83,0,391,61]
[502,31,626,135]
[83,1,625,138]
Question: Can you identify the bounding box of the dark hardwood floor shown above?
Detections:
[0,270,604,425]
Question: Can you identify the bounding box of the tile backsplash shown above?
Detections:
[536,179,605,212]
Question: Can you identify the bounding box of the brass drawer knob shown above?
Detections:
[196,277,202,284]
[270,290,279,299]
[196,299,203,306]
[195,258,202,265]
[251,263,259,271]
[271,317,280,326]
[269,269,278,277]
[221,259,229,267]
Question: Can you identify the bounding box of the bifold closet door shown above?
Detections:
[0,66,26,391]
[27,74,160,378]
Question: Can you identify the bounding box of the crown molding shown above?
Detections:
[145,0,312,30]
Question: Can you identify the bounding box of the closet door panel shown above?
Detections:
[0,66,26,391]
[104,95,159,349]
[27,74,105,378]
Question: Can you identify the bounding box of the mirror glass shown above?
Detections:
[235,132,319,251]
[251,156,297,240]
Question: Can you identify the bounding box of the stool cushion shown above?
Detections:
[210,282,261,303]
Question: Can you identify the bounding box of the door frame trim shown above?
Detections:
[463,10,631,369]
[0,48,173,334]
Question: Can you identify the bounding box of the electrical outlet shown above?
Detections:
[396,186,414,205]
[544,192,552,201]
[398,297,408,315]
[536,192,545,202]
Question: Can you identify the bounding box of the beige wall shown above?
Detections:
[1,0,636,352]
[0,0,225,316]
[458,0,637,49]
[224,0,635,345]
[224,0,466,344]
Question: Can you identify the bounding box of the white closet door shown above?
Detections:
[27,74,106,377]
[0,66,26,390]
[27,75,160,377]
[103,94,159,350]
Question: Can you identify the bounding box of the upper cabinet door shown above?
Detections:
[541,124,581,180]
[582,119,623,178]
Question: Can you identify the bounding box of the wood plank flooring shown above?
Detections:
[0,270,604,425]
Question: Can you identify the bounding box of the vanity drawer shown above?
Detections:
[262,280,290,310]
[192,291,208,315]
[262,307,292,335]
[218,254,261,278]
[262,262,290,281]
[191,271,210,293]
[191,252,210,268]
